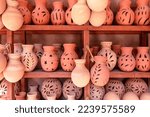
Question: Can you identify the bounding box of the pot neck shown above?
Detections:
[43,46,55,52]
[68,0,77,7]
[75,59,86,66]
[121,47,133,55]
[22,45,34,52]
[137,47,149,53]
[94,56,107,64]
[101,42,112,49]
[18,0,28,7]
[63,43,76,51]
[35,0,46,7]
[77,0,86,4]
[53,1,63,9]
[6,0,19,8]
[8,53,21,61]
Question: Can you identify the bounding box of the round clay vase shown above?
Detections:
[27,92,37,100]
[51,1,65,25]
[90,83,105,100]
[89,10,106,27]
[41,79,62,100]
[105,79,125,98]
[103,91,120,100]
[87,0,108,12]
[90,56,110,87]
[15,92,26,100]
[3,54,25,83]
[21,44,38,72]
[14,43,23,54]
[41,46,59,72]
[135,0,150,25]
[140,92,150,100]
[32,0,50,25]
[0,0,6,15]
[0,16,4,30]
[116,0,135,25]
[63,79,83,100]
[103,0,114,25]
[0,44,7,73]
[125,78,148,97]
[2,0,24,31]
[122,92,139,100]
[97,42,117,71]
[118,47,135,71]
[71,0,91,25]
[0,72,4,81]
[61,43,79,72]
[28,85,40,99]
[136,47,150,71]
[65,0,77,25]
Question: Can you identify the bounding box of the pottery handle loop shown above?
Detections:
[5,43,11,54]
[86,45,95,62]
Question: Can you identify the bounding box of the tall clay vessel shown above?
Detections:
[32,0,50,25]
[135,0,150,25]
[0,0,6,15]
[0,44,7,73]
[116,0,134,25]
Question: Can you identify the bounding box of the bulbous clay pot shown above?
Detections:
[89,10,106,27]
[51,1,65,25]
[63,79,83,100]
[41,46,59,72]
[15,92,26,100]
[90,83,105,100]
[18,0,31,24]
[90,56,110,87]
[116,0,134,25]
[2,0,24,31]
[140,92,150,100]
[118,47,135,71]
[21,44,38,72]
[87,0,108,12]
[32,0,50,25]
[65,0,77,25]
[3,54,25,83]
[71,0,90,25]
[122,92,139,100]
[0,44,7,73]
[135,0,150,25]
[97,42,117,71]
[0,16,4,30]
[125,78,148,97]
[105,79,125,98]
[61,43,79,72]
[71,59,90,88]
[136,47,150,71]
[103,91,120,100]
[0,0,6,15]
[14,43,23,54]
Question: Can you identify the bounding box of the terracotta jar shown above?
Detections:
[32,0,50,25]
[34,44,43,69]
[61,43,79,72]
[27,92,37,100]
[71,0,90,25]
[3,54,25,83]
[0,44,7,73]
[51,1,65,25]
[0,0,6,15]
[136,47,150,71]
[97,42,117,71]
[118,47,135,71]
[90,56,110,87]
[28,85,40,99]
[41,46,59,72]
[15,92,26,100]
[104,0,114,25]
[2,0,24,31]
[116,0,134,25]
[21,44,38,72]
[0,16,4,30]
[63,79,83,100]
[71,59,90,88]
[14,43,23,54]
[135,0,150,25]
[65,0,77,25]
[18,0,31,24]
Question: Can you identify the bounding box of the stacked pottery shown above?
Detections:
[135,0,150,25]
[116,0,134,25]
[32,0,50,25]
[14,43,23,54]
[51,1,65,25]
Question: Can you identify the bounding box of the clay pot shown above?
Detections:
[51,1,65,25]
[14,43,23,54]
[122,92,139,100]
[103,91,120,100]
[63,79,83,100]
[28,85,41,99]
[21,44,38,72]
[97,42,117,71]
[46,93,57,100]
[0,16,4,30]
[32,0,50,25]
[65,0,77,25]
[90,56,110,87]
[135,0,150,25]
[15,92,26,100]
[0,72,4,81]
[116,0,134,25]
[27,92,38,100]
[41,46,59,72]
[0,0,6,15]
[125,78,148,97]
[140,92,150,100]
[2,0,23,31]
[105,79,125,98]
[0,44,7,73]
[104,0,114,25]
[18,0,31,24]
[61,43,79,72]
[90,83,105,100]
[41,79,62,100]
[3,54,25,83]
[71,0,90,25]
[136,47,150,71]
[87,0,108,12]
[67,92,75,100]
[118,47,135,71]
[89,10,106,27]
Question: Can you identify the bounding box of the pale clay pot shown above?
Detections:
[27,92,38,100]
[0,0,6,15]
